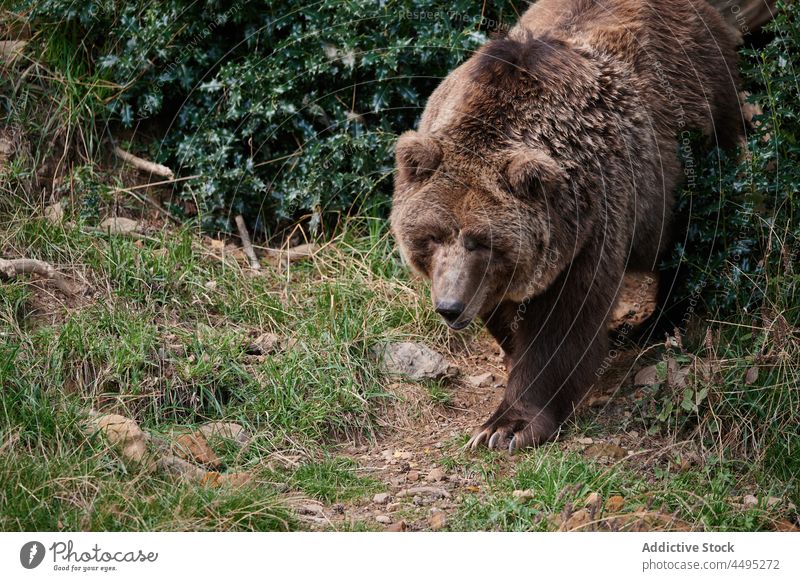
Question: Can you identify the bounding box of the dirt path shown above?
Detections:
[293,331,692,532]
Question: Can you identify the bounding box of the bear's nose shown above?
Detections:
[435,300,465,323]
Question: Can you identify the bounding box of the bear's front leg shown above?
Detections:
[469,254,619,452]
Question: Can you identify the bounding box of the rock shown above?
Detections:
[378,342,458,381]
[585,443,628,460]
[247,332,283,356]
[426,468,446,482]
[393,450,413,460]
[203,280,217,291]
[172,431,222,469]
[373,492,392,505]
[158,454,207,481]
[198,422,250,447]
[407,470,420,482]
[576,437,594,445]
[512,489,535,502]
[466,372,494,388]
[397,486,451,500]
[429,512,447,530]
[297,504,324,516]
[745,366,759,385]
[88,413,146,463]
[608,270,658,330]
[99,217,140,235]
[45,202,64,224]
[634,365,660,386]
[386,520,407,532]
[606,495,625,512]
[376,515,392,524]
[561,509,591,531]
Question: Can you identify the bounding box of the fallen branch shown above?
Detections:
[234,215,262,271]
[0,257,74,294]
[261,242,321,266]
[114,146,174,180]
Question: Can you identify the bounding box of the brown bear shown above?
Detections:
[390,0,745,451]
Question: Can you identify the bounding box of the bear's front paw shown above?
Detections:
[466,410,557,453]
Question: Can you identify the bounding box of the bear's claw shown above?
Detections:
[466,412,557,453]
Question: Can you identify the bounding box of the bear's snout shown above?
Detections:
[435,299,470,330]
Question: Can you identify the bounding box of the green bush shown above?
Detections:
[667,1,799,320]
[17,0,516,233]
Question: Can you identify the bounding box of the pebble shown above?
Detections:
[426,468,446,482]
[373,492,392,505]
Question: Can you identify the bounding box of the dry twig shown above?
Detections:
[114,146,174,179]
[0,257,74,294]
[234,214,262,271]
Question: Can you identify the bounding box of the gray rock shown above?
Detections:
[373,492,392,505]
[378,342,458,381]
[466,372,494,388]
[99,217,140,235]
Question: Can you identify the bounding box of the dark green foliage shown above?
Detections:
[18,0,516,233]
[667,1,799,320]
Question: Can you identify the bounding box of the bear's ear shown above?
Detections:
[395,131,442,183]
[504,149,566,199]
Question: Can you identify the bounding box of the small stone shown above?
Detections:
[373,492,392,505]
[466,372,494,388]
[247,332,283,355]
[576,437,594,445]
[393,450,413,460]
[606,495,625,512]
[158,454,207,481]
[561,509,591,531]
[429,512,447,530]
[88,413,147,463]
[378,341,458,381]
[397,486,451,500]
[100,217,140,235]
[743,494,758,507]
[204,280,218,291]
[198,422,250,447]
[376,515,392,524]
[173,431,222,468]
[298,504,324,516]
[426,468,446,482]
[386,520,407,532]
[745,366,759,385]
[407,470,420,482]
[45,202,64,224]
[585,443,627,460]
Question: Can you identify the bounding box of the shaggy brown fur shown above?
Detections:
[390,0,744,451]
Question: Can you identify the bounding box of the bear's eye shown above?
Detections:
[463,236,490,252]
[418,234,442,246]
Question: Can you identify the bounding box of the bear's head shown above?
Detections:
[390,34,610,330]
[390,130,571,330]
